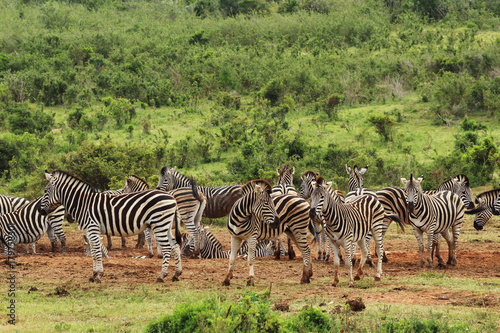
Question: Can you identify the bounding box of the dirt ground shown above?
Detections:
[7,224,500,309]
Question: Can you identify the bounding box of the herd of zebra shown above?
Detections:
[0,164,499,287]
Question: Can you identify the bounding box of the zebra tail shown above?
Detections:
[386,214,405,233]
[175,208,182,247]
[190,177,203,202]
[308,220,317,238]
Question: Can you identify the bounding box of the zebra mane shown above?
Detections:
[241,179,272,196]
[127,174,149,188]
[475,188,500,204]
[315,176,327,186]
[454,174,470,186]
[160,166,169,176]
[301,170,318,179]
[51,170,98,193]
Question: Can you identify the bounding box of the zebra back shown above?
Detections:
[465,188,500,230]
[272,184,297,196]
[157,166,242,219]
[123,175,149,193]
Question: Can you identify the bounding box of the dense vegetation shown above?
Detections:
[0,0,499,199]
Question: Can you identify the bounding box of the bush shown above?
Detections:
[367,114,395,142]
[5,103,54,136]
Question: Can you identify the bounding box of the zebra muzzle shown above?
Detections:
[473,222,483,231]
[406,202,414,213]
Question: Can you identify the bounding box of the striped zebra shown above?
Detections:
[0,194,66,254]
[309,177,403,287]
[124,174,206,259]
[377,174,474,263]
[223,180,315,286]
[181,226,285,259]
[1,196,66,255]
[493,189,500,216]
[299,170,345,262]
[401,174,465,268]
[38,170,182,283]
[271,163,298,260]
[463,189,500,230]
[156,166,240,257]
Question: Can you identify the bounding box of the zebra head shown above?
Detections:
[245,180,280,228]
[345,164,368,192]
[123,175,149,193]
[300,170,318,199]
[156,166,173,191]
[451,175,475,210]
[276,163,295,186]
[38,170,61,216]
[465,198,491,230]
[494,192,500,216]
[401,174,423,214]
[309,177,330,222]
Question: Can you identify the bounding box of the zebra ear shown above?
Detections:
[326,181,333,187]
[401,177,408,185]
[345,164,351,174]
[276,168,281,176]
[290,167,295,175]
[311,181,317,188]
[359,165,368,175]
[44,170,52,181]
[417,176,424,183]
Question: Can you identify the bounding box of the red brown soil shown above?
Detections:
[6,225,500,308]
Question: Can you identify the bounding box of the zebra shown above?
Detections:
[299,170,345,262]
[309,176,403,287]
[345,164,368,193]
[223,179,315,286]
[463,189,500,230]
[38,170,183,283]
[493,189,500,216]
[156,166,240,257]
[377,174,474,263]
[0,196,66,255]
[123,174,206,259]
[0,194,66,254]
[181,226,285,259]
[401,174,465,268]
[271,163,298,260]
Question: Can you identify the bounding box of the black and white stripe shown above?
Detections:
[464,188,500,230]
[38,170,182,283]
[181,226,285,259]
[223,179,314,286]
[401,174,465,268]
[310,177,401,287]
[156,166,241,219]
[1,196,66,255]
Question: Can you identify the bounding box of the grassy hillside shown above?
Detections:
[0,0,499,198]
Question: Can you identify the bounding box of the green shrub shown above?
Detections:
[367,114,395,142]
[283,306,332,332]
[5,103,54,136]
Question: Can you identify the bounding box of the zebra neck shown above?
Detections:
[172,171,191,189]
[411,191,432,216]
[60,186,94,223]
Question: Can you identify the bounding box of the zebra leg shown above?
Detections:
[192,200,206,258]
[106,235,112,250]
[286,230,312,284]
[426,228,435,268]
[432,233,446,266]
[331,241,341,287]
[25,243,36,254]
[365,232,375,268]
[143,228,154,257]
[345,241,355,288]
[152,226,175,283]
[351,242,357,266]
[246,237,258,286]
[438,229,453,266]
[166,223,182,281]
[412,228,426,268]
[156,233,162,259]
[274,237,281,260]
[372,226,385,281]
[287,236,295,260]
[121,237,127,248]
[354,238,368,282]
[223,236,242,286]
[87,230,104,283]
[449,222,461,266]
[49,219,67,253]
[135,232,145,249]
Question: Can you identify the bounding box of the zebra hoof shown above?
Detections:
[148,253,154,258]
[222,279,231,286]
[348,284,355,288]
[247,279,254,287]
[437,263,447,269]
[374,276,381,282]
[89,277,94,283]
[156,278,164,283]
[157,255,163,259]
[172,276,179,282]
[354,275,361,281]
